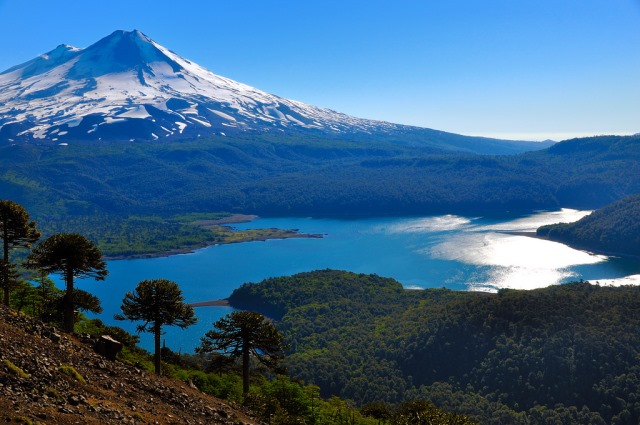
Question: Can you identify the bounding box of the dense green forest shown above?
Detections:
[229,270,640,424]
[2,135,639,223]
[5,269,475,425]
[2,201,475,424]
[538,193,640,257]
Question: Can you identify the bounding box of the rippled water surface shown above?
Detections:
[74,210,640,352]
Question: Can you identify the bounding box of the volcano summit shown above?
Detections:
[0,30,551,154]
[0,29,405,143]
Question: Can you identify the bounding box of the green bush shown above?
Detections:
[58,365,86,384]
[4,359,30,379]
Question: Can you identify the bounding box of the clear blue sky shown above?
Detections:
[1,0,639,141]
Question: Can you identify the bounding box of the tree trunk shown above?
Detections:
[2,227,9,306]
[242,335,250,396]
[63,267,75,333]
[154,321,162,375]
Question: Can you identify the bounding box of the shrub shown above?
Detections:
[58,365,86,384]
[4,359,30,379]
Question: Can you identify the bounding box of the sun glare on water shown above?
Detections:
[424,209,610,292]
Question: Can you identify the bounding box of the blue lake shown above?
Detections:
[74,210,640,353]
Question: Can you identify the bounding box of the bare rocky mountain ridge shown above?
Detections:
[0,305,259,424]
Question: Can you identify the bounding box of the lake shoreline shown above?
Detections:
[189,299,230,308]
[503,230,549,240]
[92,212,640,353]
[506,231,640,260]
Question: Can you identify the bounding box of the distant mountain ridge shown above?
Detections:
[1,133,638,219]
[0,29,550,154]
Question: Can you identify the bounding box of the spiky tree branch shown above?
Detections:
[27,233,107,333]
[0,200,40,306]
[115,279,196,375]
[198,311,288,396]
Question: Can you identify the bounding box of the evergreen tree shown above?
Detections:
[32,270,59,321]
[197,311,288,396]
[115,278,197,375]
[0,200,40,306]
[27,233,107,333]
[9,270,33,313]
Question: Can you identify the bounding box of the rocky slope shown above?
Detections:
[0,305,259,424]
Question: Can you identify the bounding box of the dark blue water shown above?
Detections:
[70,211,640,352]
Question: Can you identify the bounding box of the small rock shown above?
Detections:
[94,335,123,360]
[68,395,81,406]
[49,331,61,343]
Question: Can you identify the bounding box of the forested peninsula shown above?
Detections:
[36,213,321,259]
[537,193,640,258]
[229,270,640,424]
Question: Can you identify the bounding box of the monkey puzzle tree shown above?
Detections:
[115,279,197,375]
[0,200,40,306]
[197,311,288,396]
[27,233,107,333]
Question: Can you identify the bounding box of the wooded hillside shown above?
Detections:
[230,270,640,424]
[538,193,640,257]
[3,135,639,221]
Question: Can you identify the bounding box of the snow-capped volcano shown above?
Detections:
[0,29,397,143]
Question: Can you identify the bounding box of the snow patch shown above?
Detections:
[208,109,236,121]
[102,117,127,124]
[117,105,151,119]
[61,117,83,128]
[285,114,307,126]
[190,117,211,127]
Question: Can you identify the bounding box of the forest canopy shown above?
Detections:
[538,193,640,257]
[229,270,640,424]
[3,135,639,221]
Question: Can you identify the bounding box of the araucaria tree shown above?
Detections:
[0,200,40,306]
[197,311,288,396]
[115,279,197,375]
[27,233,107,333]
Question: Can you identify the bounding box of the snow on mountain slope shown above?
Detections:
[0,30,398,143]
